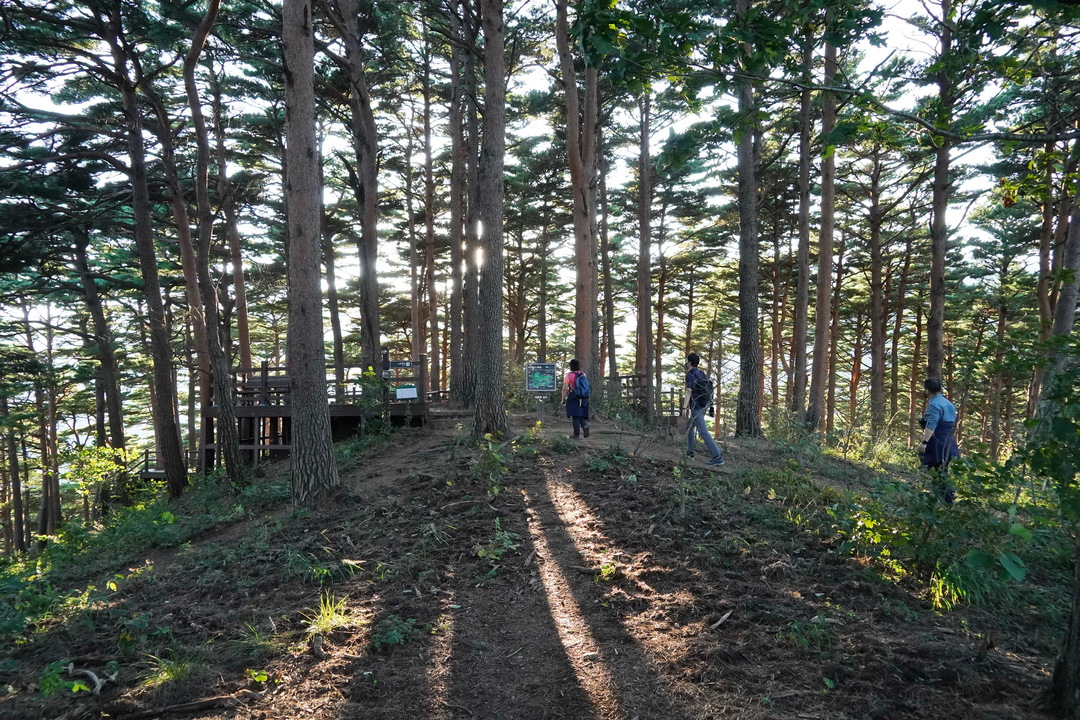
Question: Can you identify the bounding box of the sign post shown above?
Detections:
[525,362,559,426]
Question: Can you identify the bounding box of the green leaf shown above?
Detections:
[965,549,996,571]
[1007,523,1033,542]
[998,551,1027,582]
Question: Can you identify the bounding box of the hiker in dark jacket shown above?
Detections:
[682,353,724,466]
[561,358,590,439]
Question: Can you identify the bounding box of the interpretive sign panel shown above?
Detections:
[525,363,559,393]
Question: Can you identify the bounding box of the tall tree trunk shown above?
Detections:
[791,29,813,418]
[989,287,1008,462]
[72,230,126,449]
[539,220,551,363]
[473,0,508,439]
[927,0,954,380]
[22,304,60,541]
[212,75,253,371]
[850,312,863,429]
[423,48,441,392]
[556,0,600,386]
[105,11,186,497]
[184,0,245,486]
[334,0,380,372]
[655,254,668,403]
[891,235,914,418]
[770,224,782,413]
[462,2,482,407]
[1,396,25,553]
[1033,141,1079,417]
[635,93,655,419]
[1,462,11,556]
[599,154,617,381]
[321,212,346,388]
[283,0,340,508]
[407,107,423,360]
[145,92,214,413]
[869,149,887,437]
[909,305,924,440]
[826,235,845,435]
[1040,145,1080,720]
[448,1,467,401]
[1039,151,1080,403]
[806,32,837,434]
[735,0,762,437]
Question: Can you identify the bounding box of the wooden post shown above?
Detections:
[259,360,269,406]
[418,354,427,411]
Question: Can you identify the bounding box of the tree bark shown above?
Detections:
[212,75,253,371]
[145,91,213,414]
[321,210,346,390]
[22,304,61,541]
[183,0,245,486]
[556,0,600,386]
[72,230,126,450]
[104,8,187,497]
[1,396,25,553]
[448,1,467,402]
[462,2,482,407]
[1040,147,1080,720]
[334,0,381,372]
[283,0,341,508]
[472,0,509,439]
[868,149,887,437]
[599,153,617,382]
[422,47,441,392]
[734,0,762,437]
[791,29,813,419]
[826,234,846,435]
[927,0,954,380]
[806,32,837,435]
[636,93,655,419]
[891,234,914,418]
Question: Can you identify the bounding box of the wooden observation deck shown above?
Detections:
[200,356,430,472]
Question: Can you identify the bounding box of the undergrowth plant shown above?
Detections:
[475,434,509,496]
[370,615,419,651]
[475,518,520,580]
[303,593,354,637]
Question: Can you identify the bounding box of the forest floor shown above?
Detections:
[0,410,1061,720]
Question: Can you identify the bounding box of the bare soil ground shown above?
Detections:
[0,412,1057,719]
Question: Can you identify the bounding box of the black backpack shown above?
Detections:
[689,368,714,408]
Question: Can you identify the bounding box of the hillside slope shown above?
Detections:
[0,412,1055,719]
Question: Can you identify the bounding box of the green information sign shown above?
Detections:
[525,363,559,393]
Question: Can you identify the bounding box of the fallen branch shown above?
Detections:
[112,689,264,720]
[708,610,734,631]
[66,663,118,695]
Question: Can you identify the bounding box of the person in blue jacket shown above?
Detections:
[919,377,960,502]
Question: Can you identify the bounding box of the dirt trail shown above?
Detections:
[0,412,1053,720]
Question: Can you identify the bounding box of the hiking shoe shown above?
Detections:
[583,426,590,438]
[706,456,725,467]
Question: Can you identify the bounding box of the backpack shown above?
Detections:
[571,371,591,401]
[689,368,714,408]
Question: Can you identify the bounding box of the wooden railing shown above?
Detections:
[613,374,681,418]
[222,359,436,407]
[125,450,201,478]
